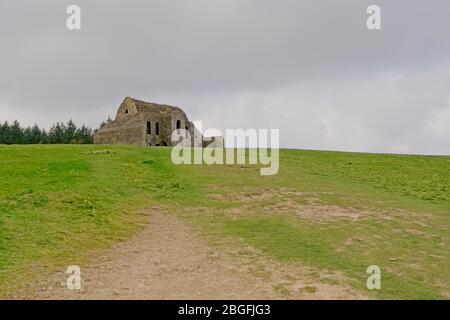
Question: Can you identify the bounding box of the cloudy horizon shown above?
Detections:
[1,0,449,154]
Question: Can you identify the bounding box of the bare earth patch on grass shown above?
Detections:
[210,188,370,221]
[22,211,366,300]
[209,188,321,203]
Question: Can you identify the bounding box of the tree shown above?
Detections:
[64,119,77,144]
[48,122,65,144]
[10,120,24,144]
[30,124,44,144]
[0,121,11,144]
[23,126,33,144]
[0,120,94,145]
[40,129,50,144]
[75,125,93,144]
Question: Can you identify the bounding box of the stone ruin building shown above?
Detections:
[94,97,202,147]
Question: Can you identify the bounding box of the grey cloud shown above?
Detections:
[0,0,449,154]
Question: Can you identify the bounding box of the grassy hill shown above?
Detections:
[0,145,449,299]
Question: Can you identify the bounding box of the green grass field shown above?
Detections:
[0,145,449,299]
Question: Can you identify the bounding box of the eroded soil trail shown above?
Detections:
[29,212,366,300]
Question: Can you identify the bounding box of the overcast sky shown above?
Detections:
[1,0,449,154]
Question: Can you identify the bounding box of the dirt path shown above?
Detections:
[30,212,366,300]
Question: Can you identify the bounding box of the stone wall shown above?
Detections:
[94,97,197,147]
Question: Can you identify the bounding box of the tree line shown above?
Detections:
[0,120,95,145]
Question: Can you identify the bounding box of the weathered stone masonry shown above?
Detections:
[94,97,201,146]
